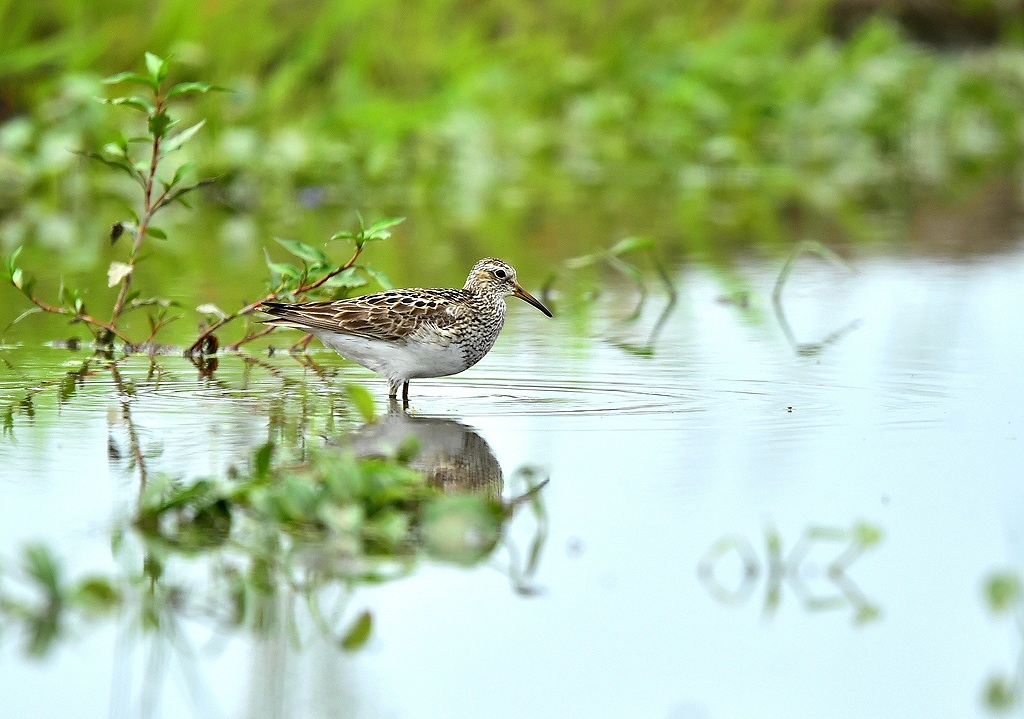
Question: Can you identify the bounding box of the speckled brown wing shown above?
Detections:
[259,289,470,342]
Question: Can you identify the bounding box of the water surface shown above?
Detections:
[1,247,1022,718]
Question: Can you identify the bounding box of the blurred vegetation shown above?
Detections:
[0,357,549,658]
[983,570,1024,712]
[2,2,1024,341]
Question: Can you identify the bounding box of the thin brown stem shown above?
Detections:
[186,244,362,356]
[27,295,133,344]
[289,333,315,353]
[224,326,276,351]
[110,94,165,329]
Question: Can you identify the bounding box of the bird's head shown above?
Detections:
[464,258,552,317]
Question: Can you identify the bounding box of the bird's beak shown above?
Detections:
[513,284,553,317]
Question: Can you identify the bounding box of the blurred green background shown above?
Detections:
[2,0,1024,343]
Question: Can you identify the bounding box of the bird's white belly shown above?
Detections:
[314,331,469,380]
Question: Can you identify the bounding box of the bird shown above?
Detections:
[258,258,552,404]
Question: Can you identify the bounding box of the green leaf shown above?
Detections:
[166,82,230,100]
[986,676,1017,710]
[341,610,373,651]
[103,96,156,114]
[103,139,130,157]
[564,252,599,270]
[608,236,655,256]
[23,544,62,594]
[101,71,157,89]
[10,267,23,290]
[346,384,376,423]
[144,52,167,84]
[421,495,502,565]
[854,522,883,549]
[328,230,358,243]
[255,443,273,478]
[146,226,167,240]
[162,119,205,153]
[74,578,122,613]
[275,238,329,266]
[324,267,367,290]
[267,262,302,282]
[987,573,1022,613]
[5,307,43,331]
[170,162,196,187]
[364,216,405,241]
[152,177,218,211]
[366,216,405,233]
[8,245,23,276]
[148,111,174,140]
[361,266,393,290]
[77,151,146,186]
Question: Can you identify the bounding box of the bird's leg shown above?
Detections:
[388,379,400,399]
[402,380,410,407]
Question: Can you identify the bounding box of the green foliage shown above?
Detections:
[330,216,406,251]
[128,430,509,563]
[2,8,1024,277]
[4,53,227,347]
[345,384,377,424]
[421,494,505,565]
[0,544,120,657]
[263,217,401,300]
[6,10,1024,351]
[341,610,373,651]
[0,356,549,656]
[985,675,1017,711]
[986,572,1023,613]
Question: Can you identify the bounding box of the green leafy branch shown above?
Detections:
[187,215,403,356]
[100,53,225,329]
[4,53,224,347]
[7,248,132,343]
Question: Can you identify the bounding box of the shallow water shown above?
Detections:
[1,246,1023,718]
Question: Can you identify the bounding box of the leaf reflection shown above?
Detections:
[0,353,551,714]
[982,571,1024,712]
[772,240,863,356]
[698,522,883,624]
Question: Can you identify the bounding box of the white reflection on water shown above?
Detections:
[0,247,1023,718]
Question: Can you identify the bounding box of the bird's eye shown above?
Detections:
[493,269,507,280]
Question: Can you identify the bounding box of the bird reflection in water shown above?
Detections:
[346,407,504,499]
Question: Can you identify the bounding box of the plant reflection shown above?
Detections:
[0,353,551,713]
[345,408,549,595]
[698,522,883,624]
[772,240,863,356]
[981,571,1024,712]
[565,236,679,357]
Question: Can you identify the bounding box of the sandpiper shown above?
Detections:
[259,258,552,402]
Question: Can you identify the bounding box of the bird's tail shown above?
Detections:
[256,302,314,329]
